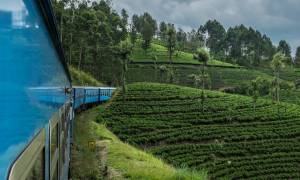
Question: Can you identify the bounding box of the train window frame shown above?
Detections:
[8,129,46,180]
[49,113,59,180]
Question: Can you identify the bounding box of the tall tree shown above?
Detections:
[166,24,176,65]
[194,48,210,113]
[199,20,226,59]
[176,28,187,52]
[224,24,275,66]
[271,52,285,115]
[186,29,203,53]
[117,39,133,102]
[138,13,157,54]
[53,0,126,85]
[130,24,138,45]
[295,46,300,67]
[277,40,292,63]
[159,21,167,42]
[120,9,129,39]
[121,9,129,27]
[132,14,140,32]
[250,78,260,111]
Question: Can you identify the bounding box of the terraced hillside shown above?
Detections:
[127,64,293,90]
[131,40,237,67]
[98,83,300,179]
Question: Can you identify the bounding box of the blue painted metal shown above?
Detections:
[0,0,70,179]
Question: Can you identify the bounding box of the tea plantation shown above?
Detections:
[98,83,300,179]
[127,64,277,89]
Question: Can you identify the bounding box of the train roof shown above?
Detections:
[73,86,117,90]
[38,0,72,83]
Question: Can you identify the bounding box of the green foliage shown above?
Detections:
[225,25,275,66]
[185,29,204,53]
[271,52,285,72]
[131,41,235,67]
[117,39,133,59]
[157,65,167,83]
[72,106,207,180]
[176,28,187,52]
[199,19,226,59]
[99,83,300,179]
[52,0,127,85]
[136,13,157,53]
[130,24,138,45]
[126,63,296,95]
[189,73,211,89]
[166,24,177,64]
[252,76,272,96]
[195,48,210,64]
[159,21,168,42]
[69,66,103,86]
[116,39,133,102]
[277,40,292,61]
[295,47,300,67]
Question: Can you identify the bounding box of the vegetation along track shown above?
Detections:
[97,83,300,179]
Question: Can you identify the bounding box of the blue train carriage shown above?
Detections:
[0,0,72,179]
[73,86,116,110]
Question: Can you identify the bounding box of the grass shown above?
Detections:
[71,105,207,180]
[99,83,300,179]
[69,66,104,86]
[131,40,238,67]
[127,64,294,90]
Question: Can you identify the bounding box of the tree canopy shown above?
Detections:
[277,40,292,63]
[295,47,300,67]
[199,20,226,59]
[136,13,157,53]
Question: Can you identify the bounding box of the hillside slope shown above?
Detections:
[99,83,300,179]
[131,40,238,67]
[127,64,293,91]
[71,106,207,180]
[69,66,104,86]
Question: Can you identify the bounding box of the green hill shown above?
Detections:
[98,83,300,179]
[71,105,207,180]
[127,64,294,91]
[131,40,238,67]
[69,66,104,86]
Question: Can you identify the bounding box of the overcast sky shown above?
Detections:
[112,0,300,55]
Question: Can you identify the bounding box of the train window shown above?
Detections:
[62,134,66,163]
[8,129,46,180]
[50,114,59,180]
[51,164,58,180]
[51,124,58,159]
[25,148,45,180]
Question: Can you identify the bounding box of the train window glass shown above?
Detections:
[59,133,65,175]
[51,124,58,159]
[8,129,46,180]
[51,164,58,180]
[62,135,66,163]
[61,107,67,132]
[25,148,45,180]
